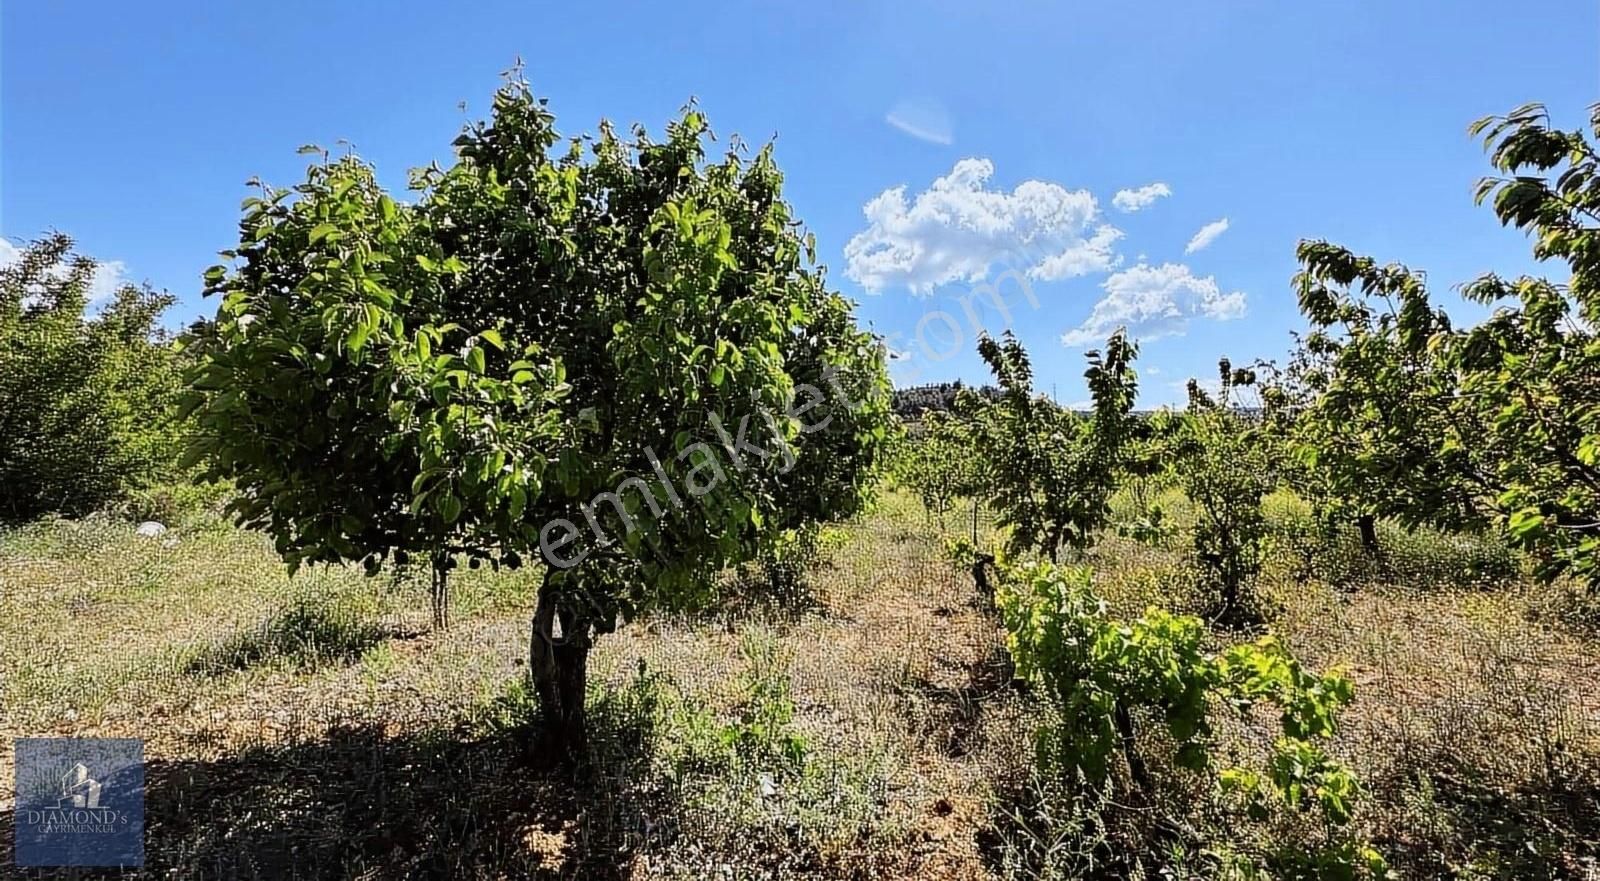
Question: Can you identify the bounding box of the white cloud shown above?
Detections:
[1031,225,1124,281]
[1184,217,1230,254]
[86,260,132,304]
[1112,182,1172,213]
[1060,262,1246,347]
[885,98,954,146]
[0,237,133,306]
[844,158,1121,295]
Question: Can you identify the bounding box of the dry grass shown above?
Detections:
[2,490,1599,878]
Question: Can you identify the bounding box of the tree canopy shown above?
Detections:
[0,234,185,523]
[1275,102,1600,589]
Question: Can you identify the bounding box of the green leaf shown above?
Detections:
[436,492,463,524]
[346,323,371,354]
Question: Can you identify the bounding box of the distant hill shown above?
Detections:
[890,381,1002,418]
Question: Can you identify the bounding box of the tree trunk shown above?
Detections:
[1114,702,1150,789]
[970,552,995,596]
[1356,514,1380,558]
[430,558,450,630]
[529,583,590,767]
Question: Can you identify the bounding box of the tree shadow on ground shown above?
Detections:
[181,602,417,678]
[1,686,677,880]
[912,641,1018,759]
[679,559,830,629]
[1376,757,1600,880]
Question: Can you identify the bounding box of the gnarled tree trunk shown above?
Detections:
[529,580,590,767]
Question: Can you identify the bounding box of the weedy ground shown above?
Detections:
[2,489,1598,879]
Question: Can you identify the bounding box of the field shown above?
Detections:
[4,487,1599,879]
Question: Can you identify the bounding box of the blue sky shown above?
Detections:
[4,1,1596,405]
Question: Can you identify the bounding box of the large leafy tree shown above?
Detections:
[186,78,893,761]
[1277,101,1600,590]
[1454,102,1600,585]
[0,234,185,523]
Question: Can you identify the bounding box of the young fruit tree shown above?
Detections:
[184,78,893,763]
[1168,361,1274,627]
[959,331,1139,562]
[1266,242,1487,557]
[900,409,985,525]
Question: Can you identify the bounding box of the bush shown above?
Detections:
[119,479,233,527]
[992,558,1388,877]
[0,234,185,523]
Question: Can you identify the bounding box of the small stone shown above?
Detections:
[135,521,168,537]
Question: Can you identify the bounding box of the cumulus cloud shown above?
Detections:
[844,158,1121,295]
[1112,182,1172,213]
[884,98,953,146]
[1060,262,1246,348]
[0,236,134,306]
[1184,217,1230,254]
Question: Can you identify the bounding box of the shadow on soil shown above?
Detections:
[913,642,1018,760]
[181,602,415,678]
[2,690,677,880]
[1376,757,1600,880]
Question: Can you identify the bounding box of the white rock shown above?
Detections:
[135,521,167,537]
